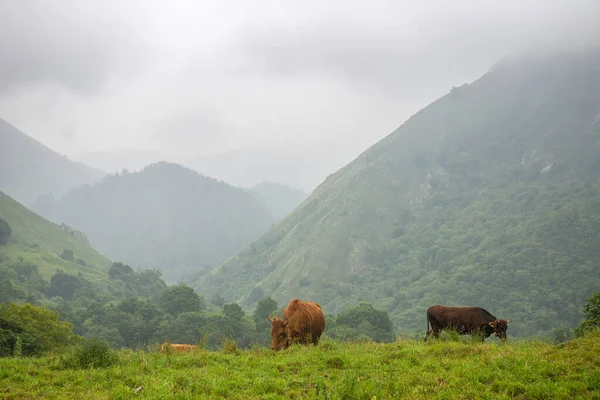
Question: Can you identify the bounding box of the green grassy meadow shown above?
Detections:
[2,331,599,400]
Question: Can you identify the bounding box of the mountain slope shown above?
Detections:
[0,119,105,207]
[249,181,309,220]
[194,48,600,336]
[0,191,110,280]
[44,162,275,283]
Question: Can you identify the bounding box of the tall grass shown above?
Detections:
[1,330,599,399]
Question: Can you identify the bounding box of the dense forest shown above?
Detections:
[0,119,105,207]
[194,48,600,338]
[34,162,276,283]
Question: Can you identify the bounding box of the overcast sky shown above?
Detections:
[1,1,599,191]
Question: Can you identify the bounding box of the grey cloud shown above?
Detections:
[2,0,600,191]
[0,1,151,96]
[232,0,600,98]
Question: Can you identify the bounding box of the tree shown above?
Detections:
[159,284,204,316]
[252,297,278,346]
[0,217,11,245]
[0,280,25,303]
[46,271,82,301]
[333,302,396,343]
[108,262,135,281]
[575,292,600,337]
[253,297,278,327]
[223,303,245,320]
[59,249,75,262]
[0,303,80,354]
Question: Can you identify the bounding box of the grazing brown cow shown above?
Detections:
[425,305,511,342]
[160,343,198,353]
[268,299,326,350]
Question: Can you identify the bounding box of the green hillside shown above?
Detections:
[43,162,275,283]
[194,48,600,337]
[0,191,110,280]
[249,181,309,220]
[0,118,105,207]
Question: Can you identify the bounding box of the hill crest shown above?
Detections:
[0,118,105,207]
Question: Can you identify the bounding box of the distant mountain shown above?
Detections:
[249,182,309,220]
[0,190,110,281]
[186,148,346,193]
[73,149,168,174]
[43,162,275,283]
[0,119,105,206]
[194,47,600,337]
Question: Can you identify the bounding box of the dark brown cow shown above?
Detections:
[425,305,511,342]
[268,299,326,350]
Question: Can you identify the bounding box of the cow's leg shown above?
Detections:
[426,329,439,341]
[311,333,320,345]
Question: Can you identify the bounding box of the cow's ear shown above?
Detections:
[489,321,497,328]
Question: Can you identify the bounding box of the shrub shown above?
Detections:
[76,258,87,266]
[59,249,75,262]
[575,292,600,337]
[221,338,239,355]
[69,339,117,369]
[0,218,11,245]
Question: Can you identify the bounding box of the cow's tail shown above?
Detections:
[425,313,430,342]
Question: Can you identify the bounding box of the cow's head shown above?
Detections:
[267,313,289,350]
[489,319,511,340]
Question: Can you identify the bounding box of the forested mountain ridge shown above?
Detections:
[42,162,275,283]
[0,119,105,207]
[0,190,110,281]
[194,48,600,337]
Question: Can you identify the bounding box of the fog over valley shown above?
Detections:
[2,0,599,190]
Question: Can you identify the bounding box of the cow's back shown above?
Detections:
[283,299,325,335]
[428,305,496,328]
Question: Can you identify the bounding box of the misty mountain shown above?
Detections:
[0,119,105,207]
[194,48,600,337]
[42,162,275,283]
[186,148,349,193]
[73,149,168,175]
[249,182,309,220]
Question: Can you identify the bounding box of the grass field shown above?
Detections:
[1,331,599,400]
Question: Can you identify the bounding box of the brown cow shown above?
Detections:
[160,343,198,353]
[425,305,511,342]
[268,299,326,350]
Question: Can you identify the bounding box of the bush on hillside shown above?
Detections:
[46,271,82,301]
[328,302,396,343]
[0,303,80,356]
[108,262,135,281]
[159,284,204,316]
[73,339,116,368]
[0,217,11,245]
[575,292,600,337]
[59,249,75,262]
